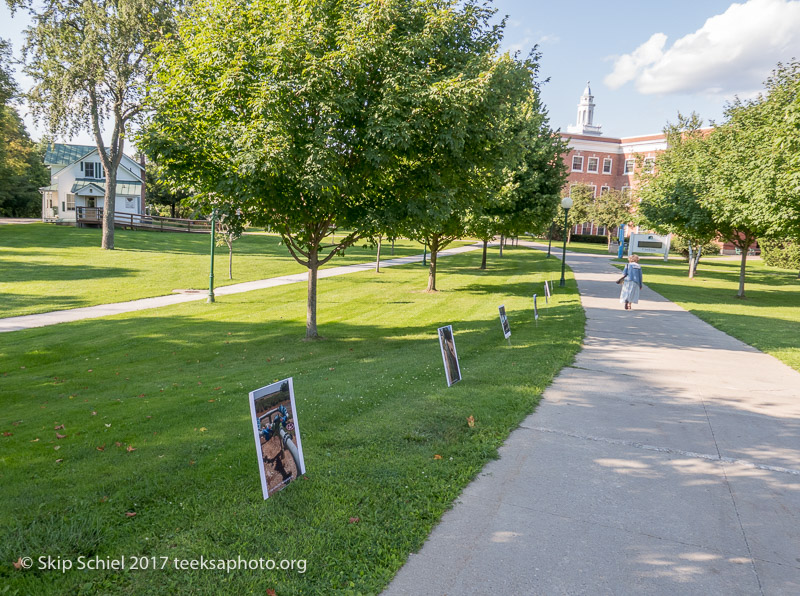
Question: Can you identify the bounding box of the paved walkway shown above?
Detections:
[0,243,482,332]
[385,245,800,595]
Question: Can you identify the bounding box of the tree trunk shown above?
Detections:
[228,241,233,280]
[375,235,382,273]
[480,239,488,269]
[170,203,176,218]
[499,235,504,257]
[307,248,319,338]
[688,245,701,279]
[547,222,554,257]
[101,168,116,249]
[427,236,440,292]
[736,245,748,299]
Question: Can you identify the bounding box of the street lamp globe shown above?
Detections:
[561,196,574,210]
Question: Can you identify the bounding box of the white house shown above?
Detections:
[40,143,145,223]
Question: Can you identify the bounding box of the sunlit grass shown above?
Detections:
[0,247,584,595]
[623,256,800,373]
[0,224,471,318]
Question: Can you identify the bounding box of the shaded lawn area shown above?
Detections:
[0,248,584,595]
[622,257,800,373]
[0,224,472,318]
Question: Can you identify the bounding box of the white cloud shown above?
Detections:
[604,0,800,96]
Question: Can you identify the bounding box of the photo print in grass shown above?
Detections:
[498,305,511,339]
[249,378,306,499]
[533,294,539,321]
[438,325,462,387]
[544,280,551,304]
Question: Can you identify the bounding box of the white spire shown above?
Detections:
[567,81,602,136]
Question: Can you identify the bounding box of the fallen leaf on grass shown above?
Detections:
[55,458,63,463]
[199,427,207,432]
[99,496,108,503]
[91,411,97,416]
[115,442,122,447]
[125,512,136,518]
[267,589,277,596]
[97,445,105,452]
[104,424,111,428]
[208,400,215,403]
[87,369,93,373]
[56,433,67,439]
[433,454,442,460]
[126,445,136,452]
[30,438,39,442]
[189,460,195,466]
[54,424,65,430]
[13,557,23,570]
[2,432,11,437]
[348,517,360,524]
[466,415,475,428]
[53,445,60,451]
[12,421,20,426]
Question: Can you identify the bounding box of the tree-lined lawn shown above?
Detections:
[633,257,800,373]
[0,224,471,318]
[0,246,583,595]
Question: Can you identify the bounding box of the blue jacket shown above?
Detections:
[623,263,643,287]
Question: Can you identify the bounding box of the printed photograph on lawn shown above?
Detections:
[533,294,539,321]
[438,325,462,387]
[249,378,306,500]
[544,280,551,304]
[498,305,511,339]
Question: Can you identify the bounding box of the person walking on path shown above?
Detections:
[619,254,643,310]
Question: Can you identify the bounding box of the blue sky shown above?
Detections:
[3,0,800,145]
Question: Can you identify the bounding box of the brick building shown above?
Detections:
[560,82,667,237]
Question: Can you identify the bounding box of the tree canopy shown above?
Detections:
[141,0,556,336]
[8,0,175,248]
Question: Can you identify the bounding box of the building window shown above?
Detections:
[84,162,102,178]
[602,158,612,174]
[621,186,631,197]
[600,185,610,195]
[644,157,655,173]
[589,185,597,198]
[587,157,599,173]
[624,159,635,175]
[66,194,76,211]
[571,155,583,171]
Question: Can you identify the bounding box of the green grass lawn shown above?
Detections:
[0,246,584,595]
[0,224,471,318]
[626,256,800,373]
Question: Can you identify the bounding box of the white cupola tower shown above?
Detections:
[567,81,602,136]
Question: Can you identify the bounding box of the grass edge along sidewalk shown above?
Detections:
[0,246,584,595]
[614,256,800,374]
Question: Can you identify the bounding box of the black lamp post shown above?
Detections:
[207,209,216,303]
[559,196,573,287]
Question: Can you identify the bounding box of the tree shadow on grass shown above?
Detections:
[0,292,88,318]
[0,261,135,284]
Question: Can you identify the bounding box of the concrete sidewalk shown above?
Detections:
[385,245,800,595]
[0,243,482,333]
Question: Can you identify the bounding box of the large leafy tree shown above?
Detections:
[7,0,175,248]
[141,0,538,335]
[637,113,718,278]
[387,33,541,291]
[703,91,796,298]
[478,91,567,267]
[0,38,49,217]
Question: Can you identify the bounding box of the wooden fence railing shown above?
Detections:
[76,207,212,233]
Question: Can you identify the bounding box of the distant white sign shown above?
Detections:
[628,233,672,261]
